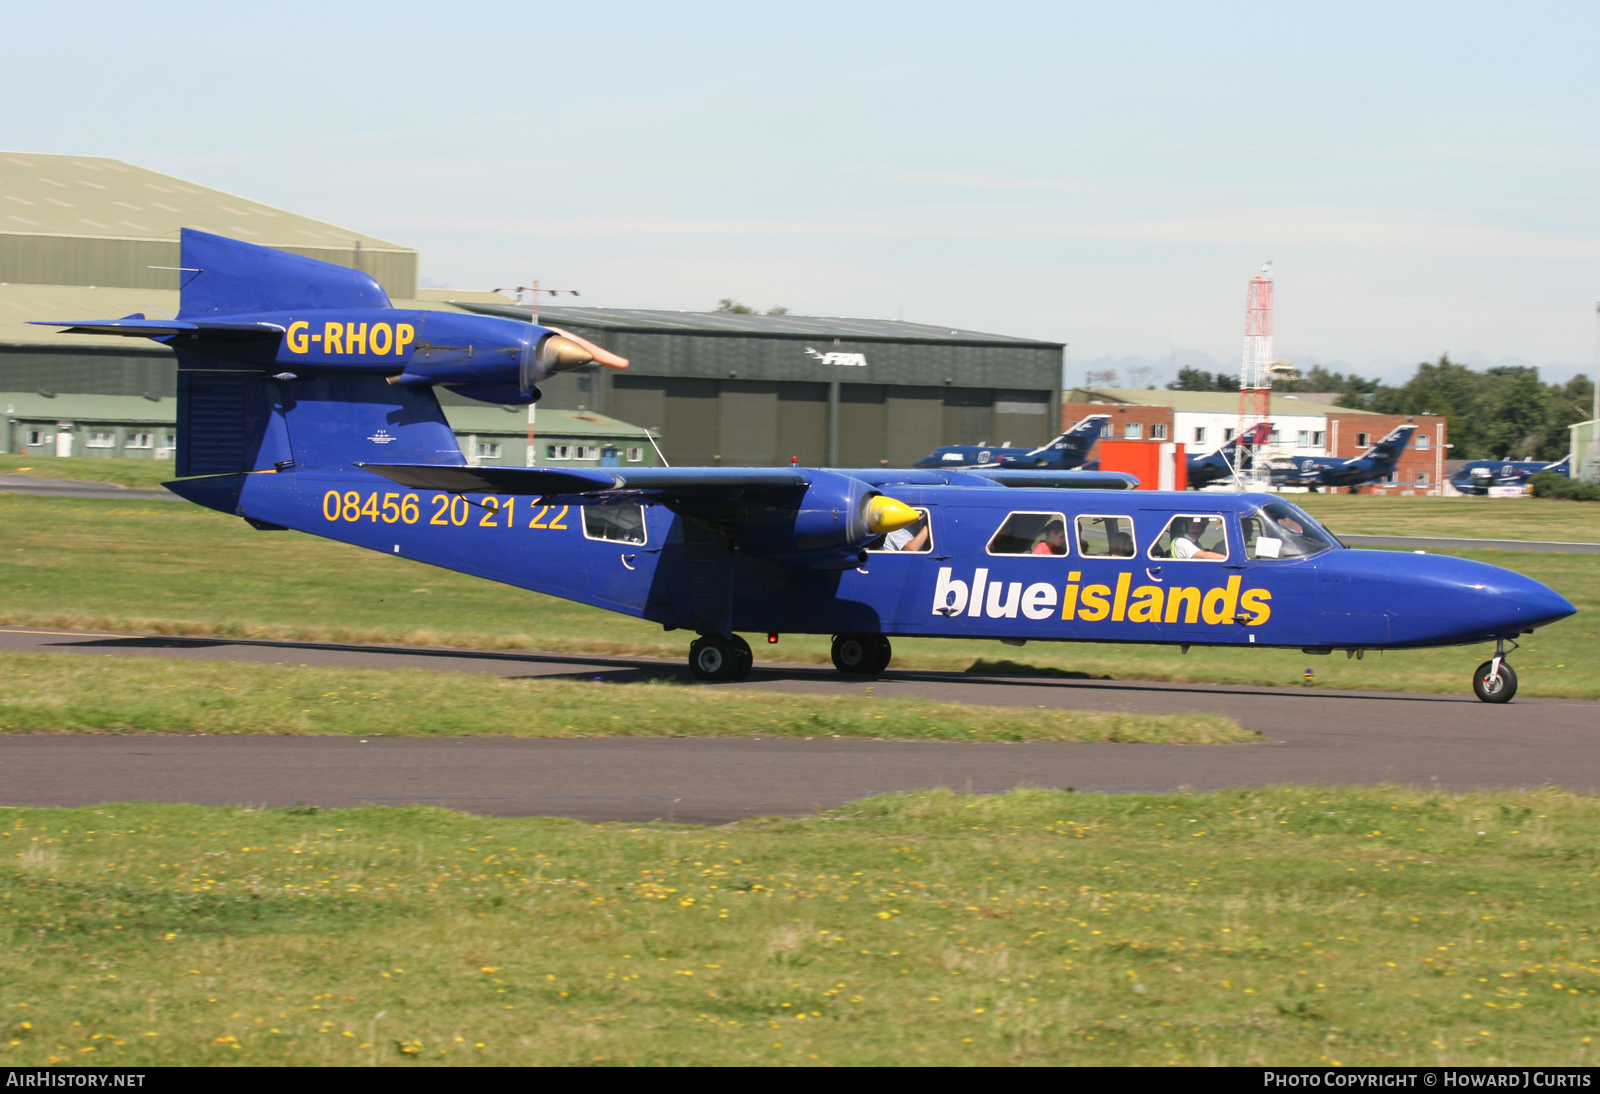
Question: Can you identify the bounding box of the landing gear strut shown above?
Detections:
[688,634,753,682]
[831,633,892,676]
[1472,638,1518,704]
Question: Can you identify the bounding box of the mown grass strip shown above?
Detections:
[0,652,1251,744]
[4,786,1598,1066]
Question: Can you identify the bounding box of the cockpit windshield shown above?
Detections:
[1241,499,1339,560]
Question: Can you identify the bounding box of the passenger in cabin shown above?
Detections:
[1170,517,1225,560]
[1032,520,1067,556]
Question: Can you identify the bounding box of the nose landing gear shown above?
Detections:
[688,634,754,682]
[1472,638,1518,703]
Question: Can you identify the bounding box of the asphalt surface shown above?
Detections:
[0,474,178,501]
[3,626,1597,823]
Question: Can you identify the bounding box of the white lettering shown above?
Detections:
[1021,582,1057,620]
[804,347,867,367]
[967,568,988,617]
[985,581,1021,619]
[932,567,968,616]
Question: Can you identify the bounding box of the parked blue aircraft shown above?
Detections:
[913,414,1110,470]
[1185,422,1274,489]
[1263,424,1418,490]
[35,231,1575,702]
[1449,455,1571,496]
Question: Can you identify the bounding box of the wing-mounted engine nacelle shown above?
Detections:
[736,470,919,570]
[383,313,626,405]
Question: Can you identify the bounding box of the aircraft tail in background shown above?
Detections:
[1006,414,1110,468]
[1359,424,1417,466]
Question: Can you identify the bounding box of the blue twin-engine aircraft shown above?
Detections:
[1263,423,1418,490]
[1449,455,1571,496]
[913,414,1110,469]
[1184,422,1274,489]
[38,231,1575,702]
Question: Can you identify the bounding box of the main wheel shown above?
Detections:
[1472,660,1518,703]
[832,633,891,676]
[689,636,749,682]
[729,634,753,678]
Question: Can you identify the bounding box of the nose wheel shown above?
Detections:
[831,633,892,676]
[1472,639,1518,703]
[688,634,753,682]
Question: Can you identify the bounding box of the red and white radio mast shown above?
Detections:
[1237,261,1274,487]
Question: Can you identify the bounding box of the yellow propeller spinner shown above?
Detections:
[865,495,920,535]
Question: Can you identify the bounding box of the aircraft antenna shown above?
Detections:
[1236,262,1275,489]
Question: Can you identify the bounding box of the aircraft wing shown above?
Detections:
[363,463,809,499]
[962,468,1139,490]
[27,316,285,339]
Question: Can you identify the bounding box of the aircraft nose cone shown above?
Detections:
[1479,570,1576,633]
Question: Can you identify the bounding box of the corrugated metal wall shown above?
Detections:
[0,234,417,298]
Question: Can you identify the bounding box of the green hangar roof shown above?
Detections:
[0,152,417,298]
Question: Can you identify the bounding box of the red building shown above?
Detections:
[1324,413,1450,495]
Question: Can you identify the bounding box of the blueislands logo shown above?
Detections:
[931,567,1272,626]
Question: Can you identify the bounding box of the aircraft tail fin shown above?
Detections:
[176,228,391,317]
[1363,424,1416,463]
[1543,454,1572,475]
[1024,414,1110,463]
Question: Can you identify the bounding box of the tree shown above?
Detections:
[1167,367,1237,392]
[1484,367,1550,459]
[715,299,789,316]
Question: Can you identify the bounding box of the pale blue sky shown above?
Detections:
[4,1,1597,383]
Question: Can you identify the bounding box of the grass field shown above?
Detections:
[0,652,1249,744]
[0,455,176,491]
[1291,492,1600,543]
[1,494,1593,698]
[5,787,1598,1066]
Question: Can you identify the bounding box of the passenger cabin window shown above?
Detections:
[987,511,1069,556]
[867,508,933,553]
[582,504,647,545]
[1148,515,1228,561]
[1075,514,1136,558]
[1240,500,1336,560]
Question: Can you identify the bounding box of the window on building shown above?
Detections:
[1269,429,1281,443]
[867,508,933,553]
[1417,471,1429,484]
[1075,515,1136,558]
[1297,430,1310,446]
[1150,423,1168,440]
[1148,515,1229,561]
[1312,431,1325,447]
[1222,427,1234,442]
[86,432,115,448]
[575,445,600,461]
[474,441,502,460]
[126,433,153,449]
[1356,432,1371,447]
[986,512,1069,556]
[625,447,644,463]
[546,444,571,460]
[26,430,44,446]
[1123,422,1143,439]
[582,504,648,545]
[1417,434,1430,450]
[1193,427,1207,445]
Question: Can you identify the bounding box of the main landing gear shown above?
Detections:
[1472,638,1519,704]
[831,633,892,676]
[688,634,754,682]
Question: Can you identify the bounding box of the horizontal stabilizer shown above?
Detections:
[28,315,285,339]
[363,463,810,498]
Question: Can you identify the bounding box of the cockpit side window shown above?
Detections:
[1148,514,1228,561]
[581,503,648,545]
[1242,499,1337,560]
[1075,514,1136,558]
[986,511,1069,556]
[867,508,934,553]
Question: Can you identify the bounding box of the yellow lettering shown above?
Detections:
[346,322,368,354]
[1164,587,1201,624]
[1077,584,1111,622]
[370,322,393,354]
[1110,572,1132,622]
[1240,587,1272,625]
[396,323,415,357]
[1201,575,1243,625]
[324,322,344,354]
[1061,585,1079,621]
[287,320,309,354]
[1127,585,1164,623]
